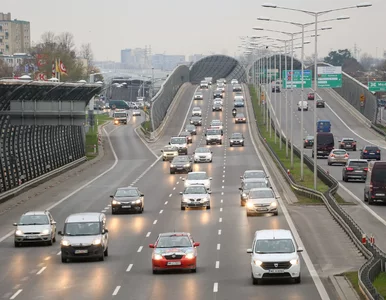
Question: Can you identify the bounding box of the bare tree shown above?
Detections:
[41,31,56,45]
[360,53,375,70]
[56,32,75,52]
[0,59,12,78]
[80,43,94,74]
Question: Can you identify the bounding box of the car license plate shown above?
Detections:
[355,171,363,173]
[317,151,323,153]
[257,208,268,211]
[122,205,131,208]
[370,153,375,155]
[269,269,284,273]
[167,261,181,266]
[376,193,385,196]
[346,145,351,147]
[25,236,37,239]
[75,249,88,254]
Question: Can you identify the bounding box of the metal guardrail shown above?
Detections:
[249,84,385,300]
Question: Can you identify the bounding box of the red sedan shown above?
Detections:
[308,92,315,100]
[149,232,200,273]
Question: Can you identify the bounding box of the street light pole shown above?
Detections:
[274,52,277,144]
[290,33,294,168]
[313,15,318,189]
[279,48,282,150]
[300,24,305,180]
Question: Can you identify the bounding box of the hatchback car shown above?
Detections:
[297,101,308,111]
[180,185,211,210]
[339,138,357,151]
[241,170,269,186]
[327,149,349,166]
[230,132,245,147]
[213,91,223,99]
[234,100,245,107]
[183,171,212,190]
[132,110,141,116]
[235,113,247,123]
[316,99,325,108]
[360,145,381,160]
[342,159,368,182]
[161,145,179,161]
[193,147,213,163]
[185,124,197,135]
[239,179,269,206]
[110,187,144,214]
[149,232,200,273]
[210,120,223,131]
[13,210,57,247]
[194,92,203,100]
[190,116,202,126]
[307,92,315,100]
[303,136,314,149]
[170,156,193,174]
[191,107,202,117]
[245,188,279,216]
[179,132,192,144]
[212,103,223,111]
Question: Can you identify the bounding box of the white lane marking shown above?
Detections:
[104,207,109,210]
[176,181,179,184]
[159,210,163,214]
[221,186,224,189]
[213,283,218,293]
[179,86,200,134]
[107,204,111,207]
[218,230,222,235]
[219,218,222,223]
[222,180,225,183]
[134,125,159,158]
[112,286,121,296]
[0,126,119,244]
[173,187,176,190]
[215,261,220,269]
[36,267,46,275]
[153,220,157,225]
[146,232,151,237]
[101,210,106,213]
[57,251,61,255]
[220,208,223,212]
[126,264,133,272]
[44,257,50,261]
[10,289,22,299]
[220,199,223,203]
[137,246,143,252]
[169,194,172,197]
[221,192,224,195]
[164,201,168,205]
[245,86,330,300]
[217,243,221,250]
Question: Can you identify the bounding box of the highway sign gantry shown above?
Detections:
[317,66,342,88]
[368,81,386,92]
[282,70,312,89]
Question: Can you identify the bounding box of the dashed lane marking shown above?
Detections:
[10,289,23,300]
[215,261,220,269]
[219,218,222,223]
[173,187,176,190]
[217,243,221,250]
[221,192,224,196]
[169,194,172,197]
[213,283,218,293]
[220,199,223,203]
[36,267,46,275]
[101,210,106,213]
[57,251,61,255]
[159,210,163,214]
[112,286,121,296]
[153,220,157,225]
[146,232,151,237]
[218,230,222,235]
[126,264,133,272]
[164,201,168,205]
[220,208,223,212]
[137,246,143,253]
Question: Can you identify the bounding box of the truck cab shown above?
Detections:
[113,110,128,125]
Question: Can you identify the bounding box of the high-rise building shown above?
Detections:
[0,12,31,55]
[121,48,132,64]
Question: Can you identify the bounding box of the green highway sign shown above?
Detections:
[282,70,312,89]
[368,81,386,92]
[317,66,342,88]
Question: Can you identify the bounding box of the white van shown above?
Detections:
[297,101,308,111]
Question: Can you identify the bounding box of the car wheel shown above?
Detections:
[343,176,348,182]
[99,254,104,261]
[364,192,368,202]
[47,238,53,246]
[152,269,158,274]
[191,267,197,273]
[210,159,212,163]
[327,162,331,166]
[61,256,67,263]
[242,143,244,146]
[181,207,186,211]
[14,241,20,247]
[273,212,278,216]
[111,209,116,215]
[104,247,108,257]
[353,148,356,151]
[230,144,233,147]
[53,234,56,243]
[139,207,144,214]
[206,142,209,145]
[294,275,301,284]
[252,273,259,285]
[368,198,374,205]
[206,205,211,210]
[170,170,175,174]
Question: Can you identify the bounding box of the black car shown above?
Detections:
[339,138,357,151]
[185,125,196,135]
[234,100,244,107]
[213,91,223,99]
[360,145,381,160]
[303,136,314,149]
[212,103,223,111]
[272,86,281,93]
[229,132,245,147]
[170,156,193,174]
[190,116,202,126]
[316,99,325,107]
[110,187,144,214]
[179,132,192,144]
[235,113,246,123]
[342,159,368,182]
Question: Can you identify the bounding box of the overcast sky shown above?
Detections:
[2,0,385,61]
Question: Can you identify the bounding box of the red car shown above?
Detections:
[308,92,315,100]
[149,232,200,273]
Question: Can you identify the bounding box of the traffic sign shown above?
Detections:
[368,81,386,92]
[317,66,342,88]
[282,70,312,89]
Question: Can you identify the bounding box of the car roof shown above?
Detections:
[364,145,379,148]
[236,113,245,116]
[180,132,189,135]
[171,136,185,139]
[306,135,314,138]
[245,170,265,173]
[66,213,104,223]
[188,171,207,175]
[342,137,354,140]
[348,159,368,163]
[117,187,137,190]
[24,211,47,216]
[193,107,201,109]
[231,132,243,135]
[254,229,293,240]
[158,232,190,237]
[243,178,266,183]
[332,149,346,152]
[249,187,273,192]
[196,147,210,151]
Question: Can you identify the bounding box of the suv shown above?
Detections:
[247,229,302,284]
[200,81,208,89]
[360,145,381,160]
[342,159,368,182]
[312,132,334,158]
[364,161,386,204]
[229,132,244,147]
[169,137,188,155]
[339,138,357,151]
[58,213,109,263]
[205,128,222,145]
[316,99,325,108]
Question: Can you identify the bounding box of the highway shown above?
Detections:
[268,85,386,251]
[0,83,336,299]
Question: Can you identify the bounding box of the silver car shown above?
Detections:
[239,178,269,205]
[327,149,349,166]
[245,188,279,216]
[180,186,211,210]
[14,210,57,247]
[241,170,270,186]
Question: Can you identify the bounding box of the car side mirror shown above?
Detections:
[239,187,242,191]
[161,150,163,152]
[266,176,270,178]
[240,176,243,179]
[58,231,63,236]
[193,242,200,247]
[13,222,17,226]
[204,133,206,136]
[193,152,195,154]
[51,221,57,225]
[179,192,183,195]
[207,190,212,194]
[247,248,253,254]
[182,178,185,181]
[168,142,170,145]
[149,244,155,248]
[103,229,109,234]
[211,151,213,154]
[297,247,303,253]
[338,140,341,142]
[141,194,144,197]
[209,177,212,180]
[110,195,114,198]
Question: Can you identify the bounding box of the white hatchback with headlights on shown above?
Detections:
[183,171,212,190]
[245,188,279,216]
[247,229,302,285]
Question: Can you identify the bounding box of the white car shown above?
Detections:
[180,186,211,210]
[194,92,204,100]
[234,95,244,102]
[241,170,270,186]
[193,147,213,163]
[247,229,303,284]
[132,110,141,116]
[169,137,188,155]
[245,188,279,216]
[192,107,202,117]
[213,99,223,106]
[200,81,209,89]
[183,171,212,190]
[297,101,308,111]
[210,120,223,131]
[231,79,239,85]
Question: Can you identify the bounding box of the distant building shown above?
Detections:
[120,46,151,69]
[121,48,132,64]
[152,54,186,71]
[188,54,204,63]
[0,12,31,55]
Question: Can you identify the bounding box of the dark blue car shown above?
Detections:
[360,145,381,160]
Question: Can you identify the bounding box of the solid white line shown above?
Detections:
[159,210,163,214]
[126,264,133,272]
[137,246,143,252]
[57,251,61,255]
[164,201,168,205]
[217,243,221,250]
[218,230,222,235]
[36,266,46,275]
[213,282,218,293]
[153,220,157,225]
[169,194,172,197]
[112,286,121,296]
[10,289,22,299]
[245,86,330,300]
[219,217,222,222]
[215,261,220,268]
[146,232,151,237]
[134,125,159,158]
[179,86,200,134]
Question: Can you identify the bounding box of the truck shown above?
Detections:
[316,120,331,132]
[113,111,128,125]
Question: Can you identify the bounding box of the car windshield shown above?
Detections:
[193,107,200,111]
[236,113,244,118]
[170,137,186,144]
[306,136,314,140]
[180,133,189,137]
[349,161,368,167]
[245,171,265,179]
[173,156,189,162]
[187,173,207,180]
[333,150,346,155]
[254,239,295,254]
[365,146,379,151]
[156,236,192,248]
[243,182,267,190]
[195,92,203,95]
[215,91,222,94]
[232,133,242,139]
[342,138,354,142]
[19,214,49,225]
[114,113,126,118]
[186,125,195,130]
[191,117,201,120]
[184,186,207,194]
[115,189,139,197]
[207,129,221,135]
[249,189,274,199]
[211,121,221,125]
[195,148,210,153]
[164,146,177,151]
[64,222,100,236]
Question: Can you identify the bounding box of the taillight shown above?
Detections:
[364,168,368,171]
[377,150,380,153]
[344,154,349,158]
[346,167,354,171]
[330,154,335,157]
[363,150,368,153]
[341,143,345,145]
[305,140,308,143]
[352,142,356,145]
[370,182,373,192]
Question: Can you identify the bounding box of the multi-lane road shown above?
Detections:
[0,81,366,300]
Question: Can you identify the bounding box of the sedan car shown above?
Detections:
[161,145,179,161]
[212,103,223,111]
[213,91,223,99]
[180,185,211,210]
[235,113,247,123]
[303,136,314,149]
[110,187,144,214]
[342,159,368,182]
[316,99,325,108]
[234,100,244,107]
[239,178,269,206]
[190,116,202,126]
[339,138,357,151]
[360,145,381,160]
[170,156,193,174]
[191,107,202,117]
[183,171,212,190]
[193,147,213,163]
[185,124,197,135]
[179,132,192,144]
[307,92,315,100]
[233,84,242,92]
[229,132,244,147]
[241,170,270,186]
[245,188,279,216]
[132,110,141,116]
[210,120,223,131]
[194,92,203,100]
[213,99,223,106]
[149,232,200,273]
[13,210,57,247]
[327,149,349,166]
[231,79,239,84]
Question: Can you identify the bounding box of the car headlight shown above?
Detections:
[253,259,263,266]
[230,140,234,143]
[246,202,254,208]
[270,201,277,207]
[15,230,23,236]
[240,139,244,142]
[242,193,247,198]
[92,239,102,245]
[185,253,195,259]
[133,199,141,204]
[182,197,189,202]
[41,229,50,235]
[290,259,299,265]
[153,254,163,260]
[202,197,209,202]
[170,164,175,168]
[61,240,70,246]
[112,200,121,205]
[184,164,190,167]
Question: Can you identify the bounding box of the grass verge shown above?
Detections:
[344,271,366,300]
[85,113,112,160]
[373,272,386,297]
[249,85,347,204]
